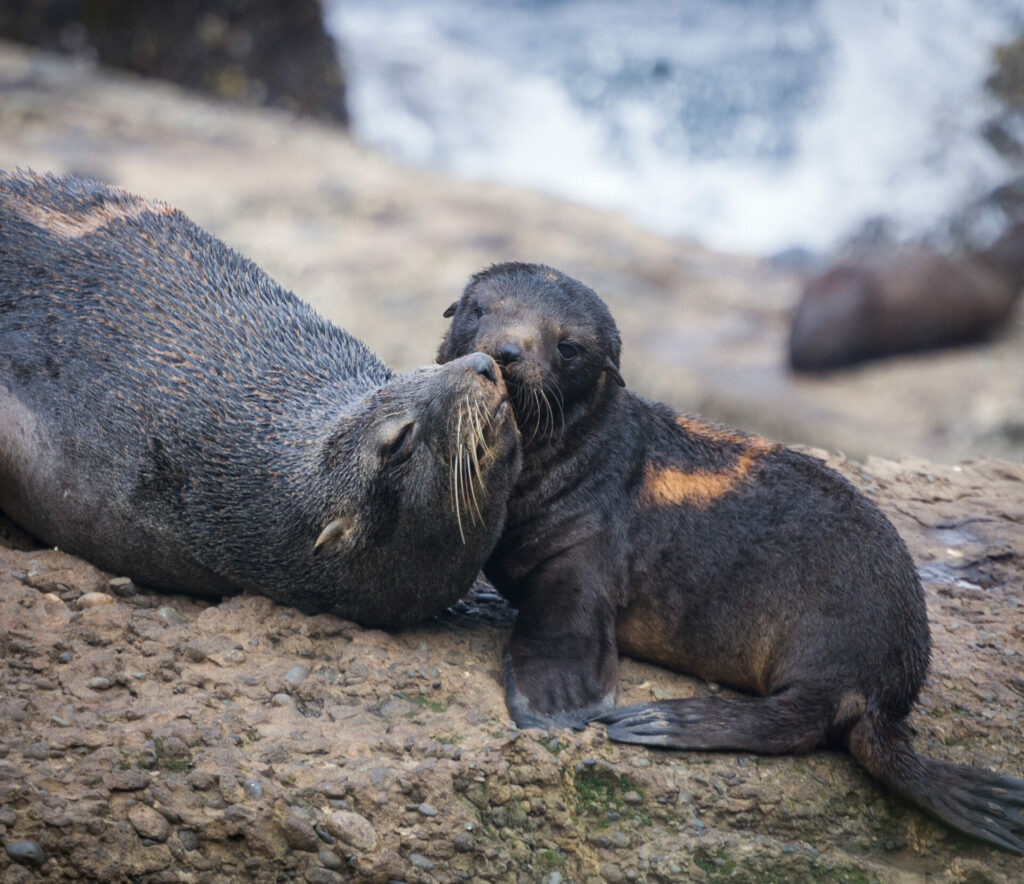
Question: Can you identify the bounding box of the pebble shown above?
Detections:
[244,779,264,800]
[280,813,320,851]
[56,651,73,664]
[128,804,170,841]
[318,848,342,869]
[323,810,378,851]
[315,826,334,844]
[76,591,114,609]
[108,576,135,596]
[272,693,292,707]
[157,606,188,625]
[25,742,48,760]
[109,770,151,791]
[417,802,438,817]
[600,863,625,883]
[87,676,113,691]
[284,665,309,686]
[409,853,435,871]
[178,830,199,851]
[4,840,45,868]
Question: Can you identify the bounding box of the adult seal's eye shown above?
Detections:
[383,421,418,463]
[557,341,579,360]
[471,303,487,320]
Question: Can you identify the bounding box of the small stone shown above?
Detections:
[25,742,48,760]
[56,651,73,664]
[272,693,292,706]
[109,770,151,791]
[178,830,199,851]
[157,606,188,625]
[244,779,264,800]
[323,810,378,851]
[108,576,135,596]
[5,840,45,868]
[452,831,474,852]
[622,791,643,805]
[409,853,435,871]
[318,848,342,869]
[545,873,564,884]
[315,826,334,844]
[87,676,113,691]
[600,863,625,883]
[128,804,170,842]
[280,813,319,851]
[222,648,246,664]
[417,802,438,817]
[77,591,114,609]
[284,665,308,686]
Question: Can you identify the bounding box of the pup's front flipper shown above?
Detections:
[501,591,618,731]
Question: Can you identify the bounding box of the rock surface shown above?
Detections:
[1,457,1022,882]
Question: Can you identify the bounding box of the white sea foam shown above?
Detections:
[326,0,1023,254]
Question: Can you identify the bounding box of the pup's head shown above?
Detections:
[438,262,624,444]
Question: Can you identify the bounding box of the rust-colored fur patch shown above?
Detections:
[640,418,774,508]
[641,450,759,508]
[11,195,174,240]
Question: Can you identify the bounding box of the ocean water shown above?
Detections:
[325,0,1024,255]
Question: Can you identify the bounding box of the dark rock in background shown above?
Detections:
[0,0,348,125]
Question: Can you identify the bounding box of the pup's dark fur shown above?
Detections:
[438,261,1024,854]
[0,171,521,628]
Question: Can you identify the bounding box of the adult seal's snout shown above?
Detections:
[0,171,521,629]
[465,351,498,384]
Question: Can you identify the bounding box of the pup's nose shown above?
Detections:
[498,343,522,365]
[466,352,498,384]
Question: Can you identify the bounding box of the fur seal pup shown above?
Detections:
[438,261,1024,854]
[789,246,1020,371]
[0,171,521,628]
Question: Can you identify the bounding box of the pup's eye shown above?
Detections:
[383,421,418,463]
[471,302,487,320]
[557,341,579,360]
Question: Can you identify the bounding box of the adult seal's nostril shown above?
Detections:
[467,352,497,383]
[498,343,522,365]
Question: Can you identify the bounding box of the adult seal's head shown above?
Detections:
[438,262,624,446]
[0,171,521,628]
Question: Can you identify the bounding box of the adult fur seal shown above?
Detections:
[0,171,521,628]
[438,261,1024,854]
[789,246,1020,371]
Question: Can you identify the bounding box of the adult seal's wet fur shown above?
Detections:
[0,171,521,628]
[438,261,1024,853]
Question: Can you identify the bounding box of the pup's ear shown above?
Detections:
[603,356,625,388]
[442,302,458,318]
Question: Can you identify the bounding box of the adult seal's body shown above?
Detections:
[438,261,1024,854]
[0,172,520,628]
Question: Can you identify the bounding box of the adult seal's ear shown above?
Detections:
[443,302,458,318]
[603,356,625,387]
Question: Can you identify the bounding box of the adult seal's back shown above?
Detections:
[0,171,521,628]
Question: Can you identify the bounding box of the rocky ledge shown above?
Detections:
[1,454,1022,883]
